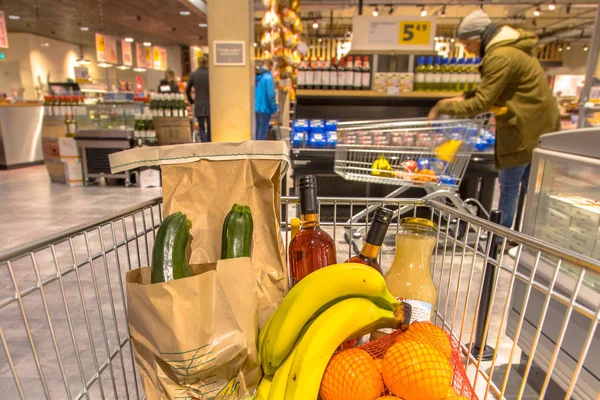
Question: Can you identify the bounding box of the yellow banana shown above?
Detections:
[284,298,410,400]
[258,312,275,364]
[255,375,272,400]
[371,155,383,176]
[261,264,399,373]
[267,345,298,400]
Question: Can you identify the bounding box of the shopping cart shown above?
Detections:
[334,114,491,250]
[0,197,598,399]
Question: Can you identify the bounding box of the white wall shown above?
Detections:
[1,32,79,100]
[545,45,598,76]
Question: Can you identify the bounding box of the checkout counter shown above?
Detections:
[0,103,43,169]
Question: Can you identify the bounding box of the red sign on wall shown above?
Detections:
[0,12,8,49]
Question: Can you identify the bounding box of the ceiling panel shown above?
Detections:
[3,0,208,47]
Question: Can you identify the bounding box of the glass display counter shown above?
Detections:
[75,102,144,131]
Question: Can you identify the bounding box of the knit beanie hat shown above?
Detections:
[458,9,492,41]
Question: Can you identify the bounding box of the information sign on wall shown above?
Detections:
[136,43,153,69]
[95,33,117,64]
[121,39,133,66]
[351,15,436,52]
[213,41,245,66]
[153,46,168,71]
[0,11,8,49]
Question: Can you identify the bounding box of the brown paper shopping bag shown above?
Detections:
[126,259,262,400]
[110,141,290,325]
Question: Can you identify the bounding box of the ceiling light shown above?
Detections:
[180,11,191,16]
[80,26,89,31]
[117,65,131,70]
[198,23,208,28]
[549,1,556,11]
[41,42,49,47]
[312,20,319,29]
[440,6,446,17]
[75,57,91,66]
[346,30,351,36]
[133,67,147,72]
[566,43,571,50]
[450,38,455,43]
[389,6,394,15]
[584,45,589,51]
[533,6,541,16]
[373,7,379,17]
[421,6,427,17]
[143,42,152,47]
[97,62,113,68]
[558,46,563,52]
[8,15,20,20]
[253,42,257,47]
[318,38,322,42]
[125,37,134,43]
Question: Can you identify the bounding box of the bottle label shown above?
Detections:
[322,71,330,87]
[298,70,306,86]
[346,71,354,86]
[450,75,459,83]
[353,72,362,88]
[337,72,344,87]
[330,72,337,87]
[432,75,441,83]
[442,73,451,83]
[314,70,322,86]
[415,73,425,83]
[362,72,370,88]
[306,71,314,86]
[424,74,434,83]
[165,109,172,117]
[458,75,467,83]
[396,297,432,323]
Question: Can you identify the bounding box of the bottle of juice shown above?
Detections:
[413,56,425,92]
[424,56,435,91]
[384,217,437,323]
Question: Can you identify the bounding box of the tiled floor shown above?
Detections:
[0,166,161,252]
[0,166,591,399]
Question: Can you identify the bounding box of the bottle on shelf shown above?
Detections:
[440,58,450,92]
[313,58,323,90]
[455,58,466,92]
[329,57,338,89]
[345,207,393,274]
[474,57,482,90]
[353,56,363,90]
[298,59,307,90]
[305,57,314,90]
[413,56,426,92]
[432,56,442,92]
[337,57,345,90]
[69,112,77,135]
[448,58,458,92]
[163,94,171,117]
[146,114,156,140]
[424,56,435,91]
[345,56,354,90]
[288,175,337,286]
[322,57,331,90]
[384,217,438,323]
[361,56,371,91]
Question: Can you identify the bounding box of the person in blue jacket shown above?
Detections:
[255,60,278,140]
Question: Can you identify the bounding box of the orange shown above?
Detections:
[320,348,384,400]
[376,397,401,400]
[382,340,453,400]
[373,358,383,374]
[397,321,453,358]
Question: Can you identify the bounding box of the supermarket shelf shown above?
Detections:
[296,90,462,99]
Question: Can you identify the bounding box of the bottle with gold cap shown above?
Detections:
[345,206,393,274]
[384,217,437,323]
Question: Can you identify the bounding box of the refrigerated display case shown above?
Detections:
[508,128,600,399]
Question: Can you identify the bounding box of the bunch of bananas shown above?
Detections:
[256,263,411,400]
[371,155,396,178]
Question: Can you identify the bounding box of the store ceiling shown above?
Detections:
[255,1,598,43]
[3,0,208,47]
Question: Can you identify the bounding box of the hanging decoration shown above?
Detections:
[261,0,302,101]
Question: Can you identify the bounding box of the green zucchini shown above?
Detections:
[151,211,193,283]
[221,204,253,259]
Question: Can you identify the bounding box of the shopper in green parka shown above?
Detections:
[428,9,560,229]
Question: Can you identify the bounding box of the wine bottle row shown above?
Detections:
[297,56,371,91]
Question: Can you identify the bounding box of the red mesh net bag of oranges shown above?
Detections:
[320,321,478,400]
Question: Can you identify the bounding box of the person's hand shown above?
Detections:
[439,95,465,104]
[427,105,439,120]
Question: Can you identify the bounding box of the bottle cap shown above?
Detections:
[373,206,394,224]
[435,56,442,64]
[298,174,317,189]
[450,57,457,63]
[400,217,437,231]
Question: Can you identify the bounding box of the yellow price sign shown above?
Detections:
[398,21,431,45]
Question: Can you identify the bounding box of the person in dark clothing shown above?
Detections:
[186,56,211,142]
[255,59,278,140]
[158,68,180,93]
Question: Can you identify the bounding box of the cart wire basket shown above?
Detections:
[0,196,598,399]
[334,114,490,190]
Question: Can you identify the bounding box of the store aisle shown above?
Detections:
[0,166,161,252]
